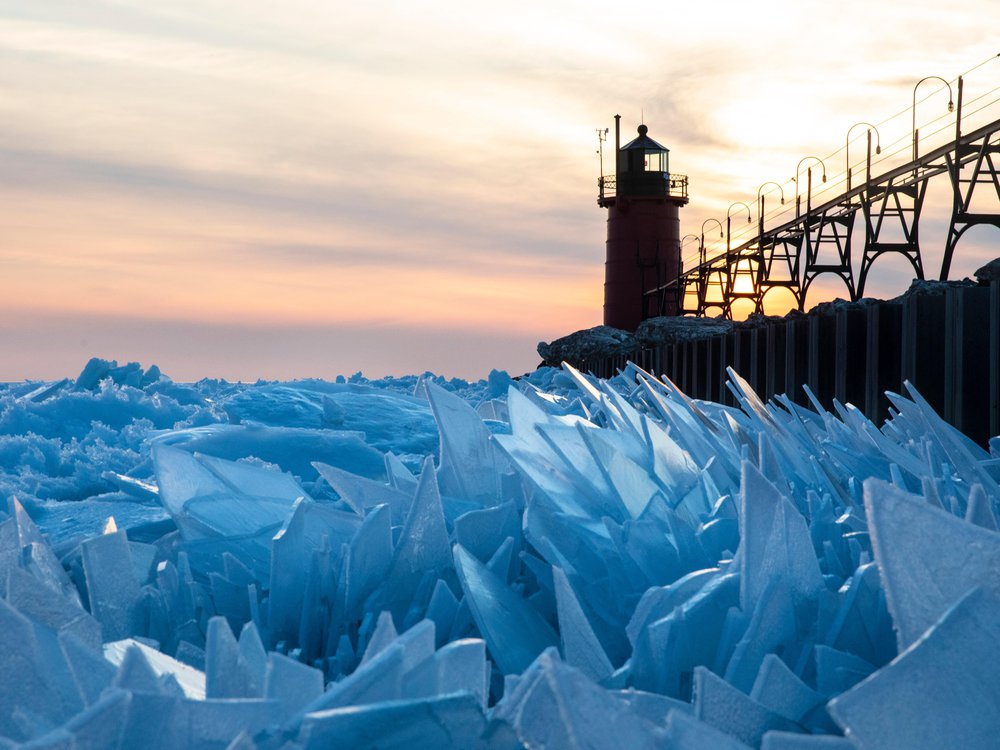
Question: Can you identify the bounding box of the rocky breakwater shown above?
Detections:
[538,316,734,369]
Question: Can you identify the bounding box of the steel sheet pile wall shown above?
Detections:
[580,281,1000,446]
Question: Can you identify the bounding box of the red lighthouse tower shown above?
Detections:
[598,116,689,330]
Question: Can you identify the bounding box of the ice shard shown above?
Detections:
[298,692,488,750]
[761,733,853,749]
[425,381,508,506]
[379,458,453,622]
[553,566,614,682]
[493,649,668,750]
[104,639,206,699]
[750,654,825,724]
[829,587,1000,749]
[863,478,1000,649]
[453,544,557,676]
[693,666,797,747]
[737,462,823,612]
[80,521,143,641]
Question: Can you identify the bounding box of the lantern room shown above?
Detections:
[616,124,671,198]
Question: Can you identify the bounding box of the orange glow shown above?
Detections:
[1,3,997,378]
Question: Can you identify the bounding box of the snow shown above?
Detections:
[1,355,999,748]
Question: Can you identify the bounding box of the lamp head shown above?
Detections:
[876,145,882,154]
[948,100,955,112]
[822,173,827,183]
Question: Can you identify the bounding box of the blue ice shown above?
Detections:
[0,359,998,747]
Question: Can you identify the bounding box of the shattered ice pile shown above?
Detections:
[2,357,1000,749]
[0,357,503,548]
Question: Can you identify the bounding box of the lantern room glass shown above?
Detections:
[644,151,665,172]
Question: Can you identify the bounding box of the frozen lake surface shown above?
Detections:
[1,357,998,749]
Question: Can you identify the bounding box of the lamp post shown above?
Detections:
[911,76,954,163]
[846,122,881,191]
[678,233,699,278]
[726,202,752,254]
[794,156,827,218]
[756,181,785,235]
[680,233,699,267]
[700,218,724,267]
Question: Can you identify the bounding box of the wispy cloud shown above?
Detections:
[0,1,998,377]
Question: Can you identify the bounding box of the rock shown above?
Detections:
[732,313,790,330]
[537,326,635,368]
[890,278,976,302]
[634,316,733,347]
[806,297,882,317]
[974,258,1000,284]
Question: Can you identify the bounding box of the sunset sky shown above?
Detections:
[1,1,998,380]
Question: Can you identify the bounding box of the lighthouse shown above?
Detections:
[598,117,688,330]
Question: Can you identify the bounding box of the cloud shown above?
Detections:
[1,1,998,377]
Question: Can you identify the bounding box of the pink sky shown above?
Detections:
[1,2,998,380]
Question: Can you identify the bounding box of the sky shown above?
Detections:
[1,1,998,380]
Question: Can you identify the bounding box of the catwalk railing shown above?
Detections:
[598,173,689,204]
[582,281,1000,447]
[644,71,1000,319]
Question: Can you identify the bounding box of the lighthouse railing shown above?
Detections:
[598,174,688,204]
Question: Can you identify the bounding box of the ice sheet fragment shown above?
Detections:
[104,639,206,699]
[425,381,507,505]
[1,497,78,602]
[493,648,667,750]
[62,631,117,705]
[552,566,613,682]
[454,502,520,563]
[965,483,998,530]
[750,654,825,724]
[629,573,739,698]
[401,638,489,710]
[813,646,874,696]
[153,446,306,578]
[379,458,453,621]
[205,617,258,699]
[80,523,143,641]
[5,566,102,650]
[267,498,359,643]
[313,461,410,522]
[829,587,1000,749]
[360,611,399,666]
[863,478,1000,649]
[453,544,557,675]
[664,709,752,750]
[724,578,797,692]
[298,692,487,750]
[738,462,823,612]
[62,689,130,750]
[693,666,797,747]
[264,652,324,716]
[761,733,853,749]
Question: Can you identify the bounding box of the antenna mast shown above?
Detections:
[596,127,609,178]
